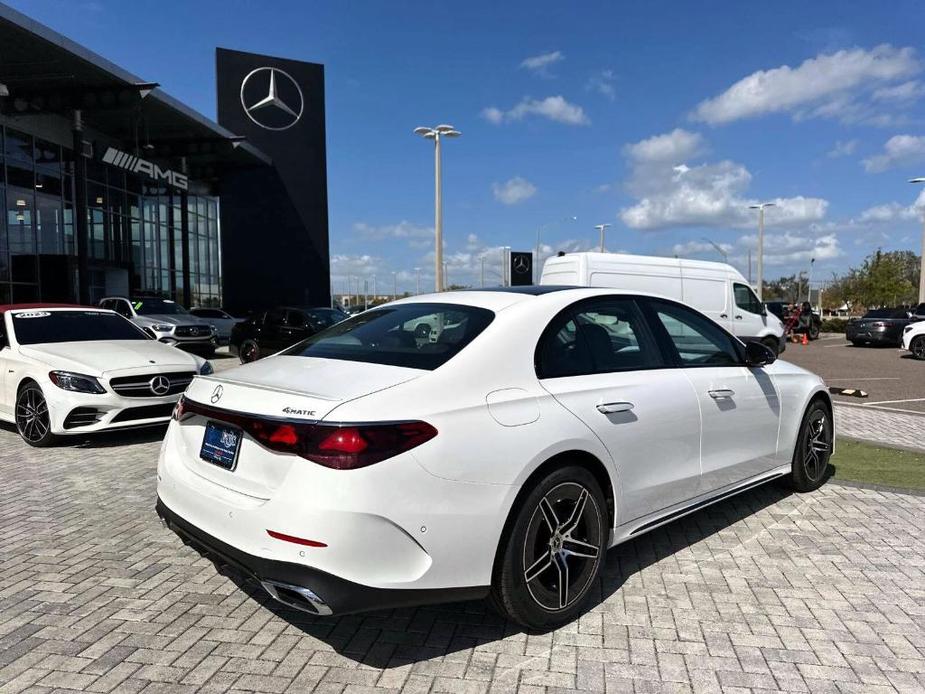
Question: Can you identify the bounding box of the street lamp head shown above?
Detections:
[413,127,435,138]
[442,129,462,138]
[910,177,925,184]
[749,202,776,210]
[435,124,457,133]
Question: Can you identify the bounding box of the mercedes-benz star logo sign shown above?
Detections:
[513,255,531,274]
[149,376,170,396]
[210,385,224,404]
[240,67,304,131]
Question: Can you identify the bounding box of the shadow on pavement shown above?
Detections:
[220,478,805,668]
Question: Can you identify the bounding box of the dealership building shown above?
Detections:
[0,3,330,312]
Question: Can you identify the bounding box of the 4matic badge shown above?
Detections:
[282,406,316,417]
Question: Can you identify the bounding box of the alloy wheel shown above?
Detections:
[803,410,831,482]
[913,337,925,360]
[522,482,603,611]
[16,387,50,444]
[240,341,258,363]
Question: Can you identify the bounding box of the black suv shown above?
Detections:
[230,307,348,363]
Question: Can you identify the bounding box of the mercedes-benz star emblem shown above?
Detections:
[210,385,224,404]
[149,376,171,396]
[240,67,304,131]
[513,256,531,273]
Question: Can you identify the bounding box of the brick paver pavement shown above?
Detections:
[1,425,924,693]
[834,405,925,452]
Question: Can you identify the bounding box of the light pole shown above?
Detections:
[910,178,925,303]
[501,246,511,286]
[392,271,397,300]
[806,258,815,303]
[595,223,611,253]
[480,255,485,288]
[748,202,775,300]
[701,237,728,263]
[414,267,421,295]
[414,124,461,292]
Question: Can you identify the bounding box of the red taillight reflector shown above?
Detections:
[176,398,437,470]
[266,530,327,548]
[318,427,368,454]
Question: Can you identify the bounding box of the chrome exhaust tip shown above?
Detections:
[260,580,332,616]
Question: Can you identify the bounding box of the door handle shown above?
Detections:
[708,389,735,399]
[735,315,743,320]
[719,313,728,318]
[597,401,634,414]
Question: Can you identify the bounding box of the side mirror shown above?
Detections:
[745,341,776,367]
[143,327,157,339]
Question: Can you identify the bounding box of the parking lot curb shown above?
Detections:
[828,478,925,497]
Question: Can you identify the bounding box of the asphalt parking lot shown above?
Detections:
[782,334,925,415]
[1,374,924,693]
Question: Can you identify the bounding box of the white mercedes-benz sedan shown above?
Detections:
[156,287,833,629]
[0,304,212,446]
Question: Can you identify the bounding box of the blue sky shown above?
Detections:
[9,0,925,293]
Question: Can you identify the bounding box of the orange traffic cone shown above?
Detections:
[801,332,808,346]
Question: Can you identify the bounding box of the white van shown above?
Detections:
[540,252,786,353]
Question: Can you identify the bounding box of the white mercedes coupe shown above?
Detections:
[0,304,212,446]
[156,287,833,629]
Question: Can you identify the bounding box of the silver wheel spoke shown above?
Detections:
[562,488,589,534]
[554,554,569,608]
[539,497,559,534]
[524,554,553,583]
[562,537,600,559]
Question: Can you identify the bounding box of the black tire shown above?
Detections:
[790,401,832,493]
[413,323,431,339]
[761,336,779,355]
[239,339,260,363]
[490,466,607,630]
[911,336,925,360]
[808,323,820,340]
[849,339,863,347]
[15,383,58,448]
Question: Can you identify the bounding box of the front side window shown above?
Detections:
[648,299,741,367]
[733,283,764,315]
[11,310,148,345]
[283,303,494,370]
[537,298,658,378]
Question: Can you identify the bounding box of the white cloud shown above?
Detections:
[520,50,564,76]
[672,232,842,268]
[586,70,616,101]
[827,139,858,158]
[857,189,925,222]
[619,130,828,230]
[872,80,925,102]
[623,128,705,165]
[353,220,434,248]
[492,176,537,205]
[481,96,590,126]
[692,45,921,125]
[862,134,925,172]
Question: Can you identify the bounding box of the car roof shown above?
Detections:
[388,286,678,311]
[0,303,90,313]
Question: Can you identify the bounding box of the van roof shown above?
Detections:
[544,251,747,280]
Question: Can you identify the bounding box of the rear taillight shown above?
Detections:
[178,398,437,470]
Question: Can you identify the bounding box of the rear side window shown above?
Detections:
[282,303,494,370]
[536,298,659,378]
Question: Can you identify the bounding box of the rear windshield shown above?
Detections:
[863,308,907,319]
[282,303,494,370]
[10,310,148,345]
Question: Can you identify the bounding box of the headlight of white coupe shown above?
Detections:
[48,371,106,394]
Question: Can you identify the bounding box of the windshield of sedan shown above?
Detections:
[10,310,149,345]
[132,298,188,315]
[282,303,494,370]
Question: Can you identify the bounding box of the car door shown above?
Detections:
[0,314,10,416]
[282,310,313,347]
[643,298,781,494]
[731,281,770,342]
[537,297,702,522]
[261,308,290,352]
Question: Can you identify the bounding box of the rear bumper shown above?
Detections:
[155,498,488,616]
[846,330,898,345]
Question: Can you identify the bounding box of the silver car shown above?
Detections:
[99,297,217,354]
[189,307,244,346]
